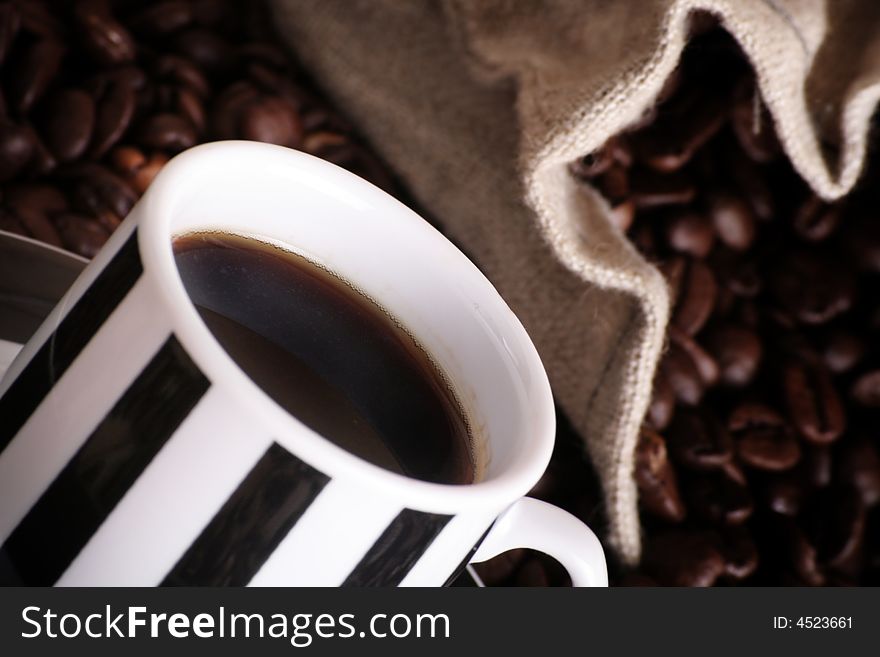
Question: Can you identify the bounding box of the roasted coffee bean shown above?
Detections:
[721,145,775,220]
[842,209,880,273]
[153,55,211,99]
[16,206,62,247]
[720,528,759,580]
[41,89,96,162]
[5,183,67,216]
[660,341,704,406]
[635,428,686,523]
[175,87,206,134]
[708,192,756,251]
[671,259,716,336]
[210,81,260,138]
[728,403,800,471]
[703,324,762,387]
[730,80,780,163]
[665,210,715,258]
[643,530,725,587]
[0,120,33,181]
[647,370,675,430]
[686,470,753,525]
[174,28,233,75]
[792,195,841,242]
[629,167,696,208]
[239,96,302,146]
[53,212,109,258]
[129,151,168,194]
[129,1,193,36]
[668,409,733,470]
[19,122,55,176]
[804,486,866,576]
[7,38,64,113]
[670,327,718,386]
[74,0,136,65]
[837,438,880,507]
[851,370,880,408]
[804,445,834,489]
[90,78,137,157]
[62,163,137,231]
[764,473,804,516]
[783,359,846,445]
[0,209,25,236]
[596,164,629,204]
[770,251,855,326]
[786,521,825,586]
[138,113,197,152]
[823,331,865,374]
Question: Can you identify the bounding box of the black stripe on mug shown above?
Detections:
[342,509,452,587]
[0,230,143,453]
[0,335,209,586]
[161,443,330,586]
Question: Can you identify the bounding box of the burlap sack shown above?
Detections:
[270,0,880,565]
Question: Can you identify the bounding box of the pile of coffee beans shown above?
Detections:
[555,24,877,587]
[0,0,394,258]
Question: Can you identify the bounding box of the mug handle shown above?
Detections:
[470,497,608,587]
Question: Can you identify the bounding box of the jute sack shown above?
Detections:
[270,0,880,566]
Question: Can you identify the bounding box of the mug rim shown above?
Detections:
[138,141,555,513]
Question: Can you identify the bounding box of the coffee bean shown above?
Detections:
[721,146,775,220]
[608,199,636,232]
[174,87,206,134]
[0,209,25,236]
[210,81,260,139]
[62,163,136,231]
[629,167,696,208]
[837,438,880,507]
[16,206,62,247]
[770,251,855,325]
[851,370,880,408]
[671,259,716,336]
[720,528,758,580]
[804,445,834,489]
[729,403,800,471]
[665,210,715,258]
[41,89,96,162]
[153,55,211,99]
[660,341,704,406]
[793,195,841,242]
[174,27,233,75]
[730,80,780,163]
[19,122,55,176]
[647,370,675,430]
[786,521,825,586]
[596,165,629,204]
[53,212,109,258]
[804,486,866,576]
[90,77,136,157]
[0,120,33,181]
[129,1,193,37]
[703,324,762,387]
[239,97,302,147]
[686,470,753,525]
[137,113,197,152]
[708,192,756,251]
[635,428,686,522]
[643,530,725,586]
[74,0,136,66]
[823,331,865,374]
[129,151,168,194]
[764,473,804,516]
[670,327,718,386]
[7,38,64,113]
[783,359,846,445]
[5,183,68,216]
[668,409,733,470]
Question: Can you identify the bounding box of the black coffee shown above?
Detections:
[172,231,475,485]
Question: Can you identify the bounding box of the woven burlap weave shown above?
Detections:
[271,0,880,565]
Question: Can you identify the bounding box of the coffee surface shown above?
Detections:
[173,232,474,485]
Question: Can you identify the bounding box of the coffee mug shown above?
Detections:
[0,141,607,587]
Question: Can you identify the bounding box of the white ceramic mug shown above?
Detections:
[0,141,607,587]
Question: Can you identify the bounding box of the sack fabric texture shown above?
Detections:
[270,0,880,565]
